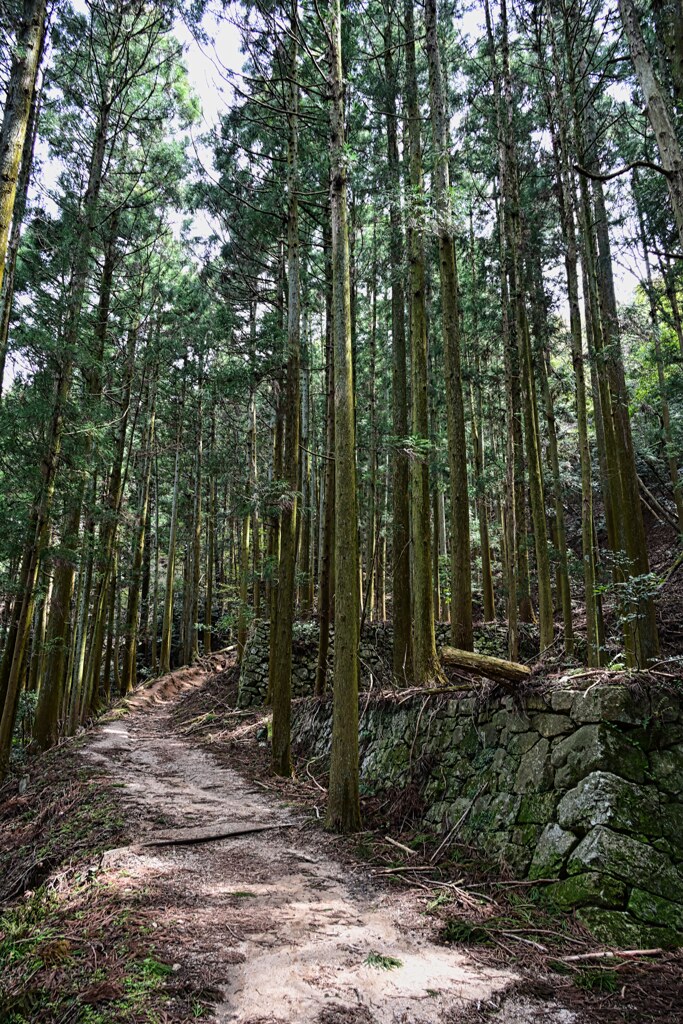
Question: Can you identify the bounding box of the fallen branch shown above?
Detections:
[372,865,437,874]
[384,835,418,857]
[430,782,487,863]
[500,931,548,952]
[561,948,663,962]
[440,647,531,686]
[638,475,679,532]
[142,822,295,848]
[397,683,474,704]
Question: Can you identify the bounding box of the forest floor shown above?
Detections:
[1,660,682,1023]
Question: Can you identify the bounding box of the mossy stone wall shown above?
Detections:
[290,682,683,947]
[237,619,539,707]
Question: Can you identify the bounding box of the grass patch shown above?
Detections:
[364,950,403,971]
[441,920,492,945]
[575,968,619,993]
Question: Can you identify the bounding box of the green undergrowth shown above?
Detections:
[0,882,183,1023]
[364,950,403,970]
[0,744,127,904]
[0,744,208,1023]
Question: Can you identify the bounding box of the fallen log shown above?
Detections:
[440,647,531,686]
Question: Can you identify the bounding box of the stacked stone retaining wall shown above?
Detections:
[291,681,683,946]
[238,619,539,706]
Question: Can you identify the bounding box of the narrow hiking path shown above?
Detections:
[80,669,569,1024]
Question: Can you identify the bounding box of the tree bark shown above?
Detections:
[270,0,300,778]
[424,0,473,651]
[382,10,412,682]
[0,0,47,296]
[326,0,361,832]
[315,220,335,696]
[618,0,683,249]
[404,0,441,685]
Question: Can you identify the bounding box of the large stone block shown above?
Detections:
[549,689,579,713]
[545,872,626,911]
[649,746,683,795]
[557,771,661,836]
[493,709,529,733]
[508,731,542,757]
[528,823,576,879]
[660,801,683,856]
[570,685,646,725]
[628,888,683,932]
[576,908,681,949]
[530,713,573,738]
[551,724,646,789]
[568,826,683,902]
[514,738,552,793]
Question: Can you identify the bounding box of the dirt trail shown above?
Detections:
[83,671,569,1024]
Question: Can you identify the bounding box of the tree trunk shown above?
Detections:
[0,61,42,396]
[326,0,361,832]
[121,385,156,694]
[270,0,300,778]
[634,175,683,531]
[160,425,182,674]
[315,221,335,696]
[0,0,47,295]
[382,10,412,682]
[544,72,599,664]
[404,0,441,685]
[467,213,495,623]
[205,410,215,653]
[424,0,473,651]
[618,0,683,249]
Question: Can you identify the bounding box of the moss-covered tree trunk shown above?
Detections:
[404,0,441,685]
[315,221,335,696]
[382,10,412,682]
[424,0,473,652]
[326,0,361,833]
[270,0,300,777]
[0,0,47,295]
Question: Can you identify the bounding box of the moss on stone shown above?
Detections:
[576,908,682,949]
[544,872,626,911]
[517,792,558,825]
[568,826,683,903]
[557,771,661,836]
[628,888,683,932]
[528,823,577,879]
